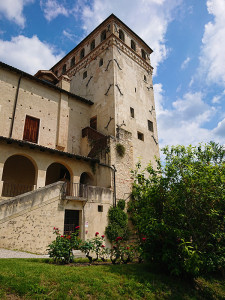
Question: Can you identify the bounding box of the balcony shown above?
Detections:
[63,182,113,203]
[1,182,35,198]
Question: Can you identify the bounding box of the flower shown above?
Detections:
[101,245,105,248]
[126,247,130,250]
[115,236,123,242]
[61,235,64,238]
[101,235,105,238]
[67,235,71,239]
[53,227,56,230]
[95,232,99,236]
[75,226,80,230]
[142,238,146,242]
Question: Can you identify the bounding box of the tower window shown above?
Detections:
[90,39,95,51]
[137,131,144,141]
[62,64,66,74]
[148,120,154,132]
[141,49,146,60]
[101,30,106,42]
[99,58,103,67]
[144,75,147,82]
[131,40,136,51]
[80,48,85,59]
[130,107,134,118]
[55,70,58,77]
[83,71,87,79]
[119,29,125,42]
[70,57,75,67]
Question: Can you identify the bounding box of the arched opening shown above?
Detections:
[2,155,36,197]
[141,49,146,60]
[45,162,71,196]
[45,163,71,185]
[62,64,67,74]
[79,172,94,197]
[90,39,95,51]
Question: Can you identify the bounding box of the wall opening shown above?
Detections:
[64,209,80,235]
[2,155,36,197]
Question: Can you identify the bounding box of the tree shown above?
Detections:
[129,142,225,276]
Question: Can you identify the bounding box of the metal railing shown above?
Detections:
[1,182,34,197]
[64,183,88,198]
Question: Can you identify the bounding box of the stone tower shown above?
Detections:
[50,14,159,199]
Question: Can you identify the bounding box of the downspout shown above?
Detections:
[9,73,23,138]
[112,165,117,207]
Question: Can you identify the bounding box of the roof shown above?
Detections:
[50,13,153,70]
[0,136,100,163]
[0,61,93,106]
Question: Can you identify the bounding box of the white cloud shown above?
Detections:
[154,84,222,147]
[40,0,69,21]
[181,56,190,69]
[212,95,221,104]
[76,0,182,74]
[62,30,77,42]
[199,0,225,86]
[0,35,64,74]
[0,0,33,28]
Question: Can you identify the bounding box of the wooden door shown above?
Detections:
[23,115,40,143]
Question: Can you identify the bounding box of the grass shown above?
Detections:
[0,259,224,299]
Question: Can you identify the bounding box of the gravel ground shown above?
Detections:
[0,248,49,259]
[0,248,86,259]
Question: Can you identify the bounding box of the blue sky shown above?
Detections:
[0,0,225,149]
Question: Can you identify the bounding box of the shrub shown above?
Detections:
[129,142,225,277]
[105,202,129,242]
[48,227,81,264]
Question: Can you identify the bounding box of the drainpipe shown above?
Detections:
[112,165,117,207]
[9,73,23,138]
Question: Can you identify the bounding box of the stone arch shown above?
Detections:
[45,162,72,186]
[79,172,94,186]
[2,154,37,197]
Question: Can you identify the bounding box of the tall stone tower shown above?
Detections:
[51,14,159,199]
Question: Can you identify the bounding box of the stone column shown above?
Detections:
[0,162,4,197]
[36,169,46,189]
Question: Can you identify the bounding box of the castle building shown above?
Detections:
[0,14,159,253]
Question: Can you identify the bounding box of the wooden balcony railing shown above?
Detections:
[1,182,34,197]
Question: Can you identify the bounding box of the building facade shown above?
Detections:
[0,14,159,253]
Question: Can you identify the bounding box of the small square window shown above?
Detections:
[83,71,87,79]
[137,131,144,141]
[98,205,103,212]
[148,120,154,132]
[130,107,134,118]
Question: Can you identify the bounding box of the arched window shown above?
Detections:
[90,39,95,51]
[70,57,75,67]
[62,64,66,74]
[80,48,85,59]
[101,30,106,42]
[141,49,146,60]
[119,29,125,42]
[144,75,147,81]
[99,58,103,67]
[131,40,136,51]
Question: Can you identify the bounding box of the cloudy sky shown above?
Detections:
[0,0,225,149]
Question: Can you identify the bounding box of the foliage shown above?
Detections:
[116,143,126,157]
[1,260,225,300]
[129,142,225,277]
[79,233,108,263]
[47,227,81,264]
[105,201,130,242]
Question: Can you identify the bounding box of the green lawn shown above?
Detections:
[0,259,224,299]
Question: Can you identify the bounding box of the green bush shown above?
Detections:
[105,201,129,242]
[116,143,125,157]
[129,142,225,277]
